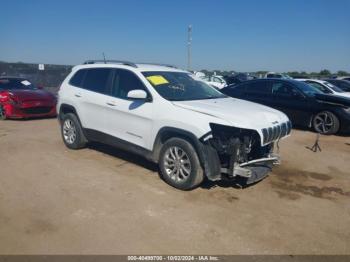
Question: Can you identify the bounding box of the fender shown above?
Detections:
[58,103,89,139]
[59,103,78,121]
[152,127,221,181]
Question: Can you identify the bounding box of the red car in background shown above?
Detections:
[0,77,57,120]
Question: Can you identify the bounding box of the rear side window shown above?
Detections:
[69,69,86,87]
[111,69,147,99]
[81,68,113,94]
[245,81,271,94]
[221,83,246,96]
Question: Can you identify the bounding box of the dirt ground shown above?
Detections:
[0,119,349,255]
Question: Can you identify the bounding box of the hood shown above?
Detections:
[8,89,55,102]
[333,92,350,99]
[314,93,350,107]
[172,97,289,130]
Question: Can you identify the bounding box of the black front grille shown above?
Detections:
[262,121,292,144]
[21,107,52,115]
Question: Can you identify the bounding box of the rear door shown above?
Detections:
[221,83,246,98]
[222,81,272,105]
[242,81,272,105]
[74,68,113,133]
[103,69,154,150]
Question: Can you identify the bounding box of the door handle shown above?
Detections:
[75,93,82,98]
[106,102,117,107]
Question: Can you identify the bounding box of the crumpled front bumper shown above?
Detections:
[198,138,280,184]
[222,154,280,184]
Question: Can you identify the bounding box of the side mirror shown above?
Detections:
[127,89,148,100]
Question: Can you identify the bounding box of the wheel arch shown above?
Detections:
[58,103,86,134]
[59,104,78,122]
[152,127,221,181]
[152,127,202,162]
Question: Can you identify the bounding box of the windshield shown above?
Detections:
[142,71,227,101]
[323,81,344,93]
[327,80,350,92]
[294,81,323,96]
[0,79,37,90]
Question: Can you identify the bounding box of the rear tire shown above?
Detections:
[313,111,339,135]
[61,113,87,149]
[159,138,204,190]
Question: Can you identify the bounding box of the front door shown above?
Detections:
[270,81,311,126]
[103,69,154,150]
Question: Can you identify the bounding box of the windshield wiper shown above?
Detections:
[202,95,227,100]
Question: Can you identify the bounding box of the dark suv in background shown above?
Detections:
[221,79,350,135]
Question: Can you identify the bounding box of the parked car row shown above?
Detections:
[1,62,349,190]
[221,79,350,135]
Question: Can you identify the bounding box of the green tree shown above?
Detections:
[319,69,331,76]
[337,70,349,76]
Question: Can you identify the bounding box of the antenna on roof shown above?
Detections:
[102,52,106,64]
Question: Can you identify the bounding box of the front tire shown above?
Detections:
[313,111,340,135]
[159,138,204,190]
[61,113,87,149]
[0,105,7,120]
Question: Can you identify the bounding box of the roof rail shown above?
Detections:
[137,63,178,69]
[83,60,138,68]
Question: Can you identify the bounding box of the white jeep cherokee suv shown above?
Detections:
[58,60,291,190]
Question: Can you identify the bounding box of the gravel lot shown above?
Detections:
[0,119,349,254]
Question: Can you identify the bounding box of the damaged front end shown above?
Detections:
[200,122,291,185]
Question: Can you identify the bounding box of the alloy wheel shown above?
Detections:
[63,119,77,144]
[314,112,334,134]
[164,146,191,182]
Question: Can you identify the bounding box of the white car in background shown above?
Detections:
[337,76,350,82]
[297,79,350,99]
[200,75,227,89]
[264,72,292,79]
[208,75,227,89]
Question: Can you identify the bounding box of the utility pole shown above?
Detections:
[187,25,192,71]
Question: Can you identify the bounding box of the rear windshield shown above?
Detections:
[0,79,37,90]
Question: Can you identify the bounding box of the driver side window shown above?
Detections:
[307,81,331,94]
[111,69,148,99]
